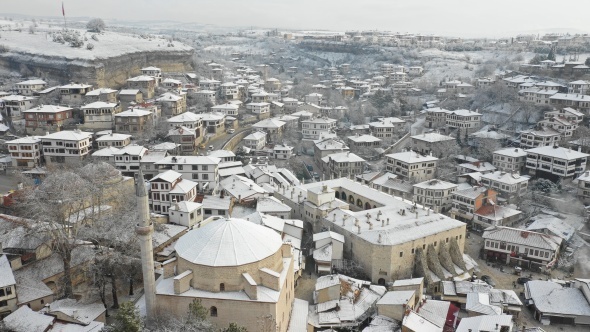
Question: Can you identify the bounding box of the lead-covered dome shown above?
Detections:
[174,217,283,267]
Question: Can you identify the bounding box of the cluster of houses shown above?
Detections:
[2,40,590,331]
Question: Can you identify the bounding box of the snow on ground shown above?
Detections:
[0,20,192,61]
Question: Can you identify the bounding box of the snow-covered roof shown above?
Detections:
[92,146,120,157]
[244,131,266,140]
[413,179,457,190]
[494,147,527,158]
[348,134,381,143]
[386,151,438,164]
[174,218,283,267]
[156,92,183,102]
[253,118,286,129]
[48,299,106,326]
[201,195,232,211]
[3,306,55,332]
[392,277,423,287]
[313,231,345,243]
[14,273,53,304]
[256,197,292,213]
[127,75,155,82]
[118,89,141,95]
[155,155,221,165]
[402,311,440,332]
[322,152,365,163]
[6,136,41,144]
[482,226,561,251]
[449,109,481,117]
[115,108,152,117]
[167,112,202,123]
[1,94,37,102]
[60,83,92,89]
[23,104,72,113]
[85,88,117,96]
[16,79,47,85]
[411,132,454,143]
[481,171,529,184]
[377,290,415,305]
[526,217,575,241]
[113,145,147,156]
[455,315,513,332]
[465,293,502,315]
[142,66,161,71]
[0,254,16,288]
[526,145,589,160]
[42,130,92,141]
[96,133,131,141]
[151,170,182,183]
[368,117,406,127]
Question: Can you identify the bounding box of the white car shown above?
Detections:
[228,129,235,134]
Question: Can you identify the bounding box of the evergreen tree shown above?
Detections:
[187,299,209,322]
[585,57,590,67]
[222,323,248,332]
[547,46,556,61]
[112,302,141,332]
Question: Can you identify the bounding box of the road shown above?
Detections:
[196,125,252,154]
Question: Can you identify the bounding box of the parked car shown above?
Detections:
[227,129,235,134]
[480,275,496,287]
[208,145,214,151]
[517,277,531,285]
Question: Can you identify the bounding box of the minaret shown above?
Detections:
[135,169,156,317]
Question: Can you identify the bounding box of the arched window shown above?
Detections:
[219,283,225,291]
[341,192,347,201]
[335,191,340,199]
[349,195,355,204]
[365,202,371,210]
[357,199,363,207]
[210,306,218,317]
[378,278,386,286]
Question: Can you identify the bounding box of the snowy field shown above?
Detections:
[0,19,192,61]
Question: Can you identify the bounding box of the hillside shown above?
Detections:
[0,20,194,87]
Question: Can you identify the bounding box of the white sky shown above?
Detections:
[2,0,589,37]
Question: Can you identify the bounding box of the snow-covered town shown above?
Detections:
[0,2,590,332]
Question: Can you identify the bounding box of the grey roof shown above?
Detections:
[482,226,561,251]
[0,254,16,288]
[456,315,513,332]
[525,280,590,316]
[174,218,283,267]
[3,306,55,332]
[377,290,415,305]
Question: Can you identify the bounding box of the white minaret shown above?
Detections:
[135,169,156,317]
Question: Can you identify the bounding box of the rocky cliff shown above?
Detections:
[0,48,194,88]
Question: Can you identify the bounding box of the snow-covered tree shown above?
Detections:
[86,18,106,32]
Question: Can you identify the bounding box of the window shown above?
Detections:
[210,306,217,317]
[0,289,4,297]
[5,287,11,296]
[399,251,403,257]
[220,283,225,291]
[0,300,6,307]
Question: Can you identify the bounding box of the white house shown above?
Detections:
[154,156,221,192]
[493,148,528,173]
[81,101,121,130]
[273,144,294,159]
[96,133,132,148]
[302,117,337,140]
[15,79,47,96]
[149,170,198,215]
[211,103,239,116]
[6,136,42,168]
[168,201,203,228]
[243,131,266,150]
[312,231,345,275]
[526,145,589,180]
[41,130,93,165]
[385,151,438,181]
[112,145,148,175]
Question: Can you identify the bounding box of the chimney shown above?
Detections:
[357,225,361,234]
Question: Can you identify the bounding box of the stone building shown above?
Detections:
[155,218,296,332]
